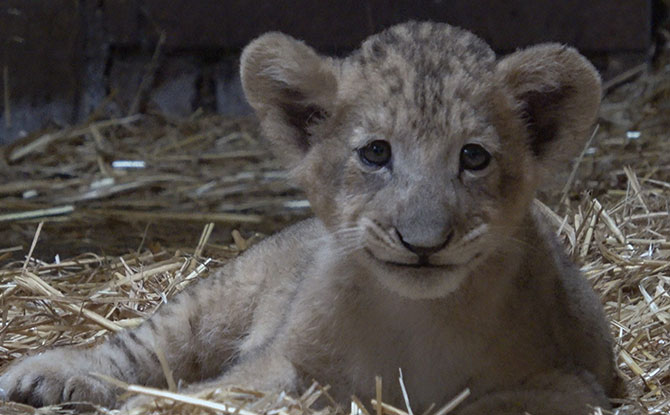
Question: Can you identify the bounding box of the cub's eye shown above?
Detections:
[359,140,392,167]
[460,144,491,171]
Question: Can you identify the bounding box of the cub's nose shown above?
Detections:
[396,229,453,258]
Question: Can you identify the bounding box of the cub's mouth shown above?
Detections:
[363,248,458,270]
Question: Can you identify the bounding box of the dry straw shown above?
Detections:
[1,52,670,414]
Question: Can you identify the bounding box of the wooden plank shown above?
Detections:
[103,0,140,45]
[0,1,81,101]
[140,0,651,52]
[0,0,82,143]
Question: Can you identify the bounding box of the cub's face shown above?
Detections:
[241,22,601,298]
[317,84,525,298]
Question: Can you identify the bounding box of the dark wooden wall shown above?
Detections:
[104,0,651,51]
[0,0,653,144]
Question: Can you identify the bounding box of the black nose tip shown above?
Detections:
[396,230,453,258]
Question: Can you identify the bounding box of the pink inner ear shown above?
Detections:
[278,99,329,152]
[495,44,601,167]
[519,86,570,157]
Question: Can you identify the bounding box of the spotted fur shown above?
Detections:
[0,22,621,414]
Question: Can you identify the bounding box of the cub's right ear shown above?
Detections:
[241,33,338,168]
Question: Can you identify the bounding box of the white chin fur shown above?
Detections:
[368,264,470,299]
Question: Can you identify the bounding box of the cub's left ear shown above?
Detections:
[495,44,601,166]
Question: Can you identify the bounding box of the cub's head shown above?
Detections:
[241,21,600,299]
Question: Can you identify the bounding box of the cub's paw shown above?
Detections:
[0,350,117,408]
[120,393,162,412]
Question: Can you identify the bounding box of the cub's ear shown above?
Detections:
[241,33,338,168]
[495,44,601,171]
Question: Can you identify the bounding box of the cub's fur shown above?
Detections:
[1,22,620,414]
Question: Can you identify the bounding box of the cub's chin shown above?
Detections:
[358,249,472,300]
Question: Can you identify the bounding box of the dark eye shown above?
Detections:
[460,144,491,171]
[359,140,392,167]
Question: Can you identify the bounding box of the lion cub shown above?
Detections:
[1,22,619,414]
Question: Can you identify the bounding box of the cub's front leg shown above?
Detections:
[457,371,611,415]
[0,263,260,408]
[0,328,162,407]
[121,345,299,411]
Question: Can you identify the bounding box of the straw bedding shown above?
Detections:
[0,57,669,414]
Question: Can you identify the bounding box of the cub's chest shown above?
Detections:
[339,307,482,402]
[289,291,552,410]
[290,298,478,406]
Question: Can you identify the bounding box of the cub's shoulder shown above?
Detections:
[227,217,326,275]
[249,217,326,256]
